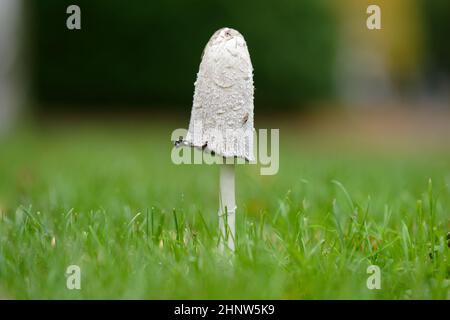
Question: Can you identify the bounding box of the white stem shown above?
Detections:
[218,163,236,251]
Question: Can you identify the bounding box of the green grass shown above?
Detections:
[0,123,449,299]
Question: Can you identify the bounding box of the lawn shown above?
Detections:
[0,121,449,299]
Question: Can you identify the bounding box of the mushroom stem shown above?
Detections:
[218,163,236,251]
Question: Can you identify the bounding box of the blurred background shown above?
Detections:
[0,0,449,140]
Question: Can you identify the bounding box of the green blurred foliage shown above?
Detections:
[420,0,450,73]
[30,0,337,112]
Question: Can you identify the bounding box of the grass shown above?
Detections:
[0,122,449,299]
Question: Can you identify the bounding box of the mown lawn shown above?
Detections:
[0,122,449,299]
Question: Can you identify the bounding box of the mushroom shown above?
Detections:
[179,27,254,251]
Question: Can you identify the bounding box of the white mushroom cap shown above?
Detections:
[184,27,254,161]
